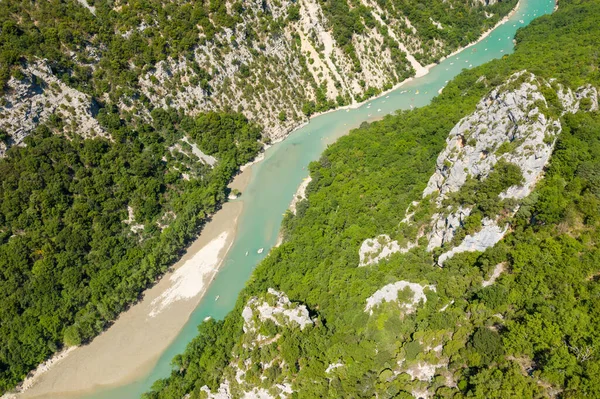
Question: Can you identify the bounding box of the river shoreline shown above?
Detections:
[5,170,251,399]
[4,1,527,397]
[289,0,522,132]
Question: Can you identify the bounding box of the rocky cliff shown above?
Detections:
[0,0,515,153]
[202,289,313,399]
[359,71,599,267]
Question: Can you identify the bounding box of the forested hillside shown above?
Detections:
[0,0,517,394]
[0,0,515,145]
[145,0,600,398]
[0,109,263,393]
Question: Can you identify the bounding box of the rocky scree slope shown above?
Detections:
[0,0,515,149]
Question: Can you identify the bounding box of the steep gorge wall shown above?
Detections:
[0,0,514,149]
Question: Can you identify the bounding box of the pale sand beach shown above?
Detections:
[13,170,252,399]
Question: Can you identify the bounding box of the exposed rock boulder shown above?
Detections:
[359,235,402,266]
[365,281,436,315]
[437,218,508,265]
[242,288,313,336]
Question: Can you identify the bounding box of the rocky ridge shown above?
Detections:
[359,71,599,267]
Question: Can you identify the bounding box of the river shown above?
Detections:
[82,0,554,397]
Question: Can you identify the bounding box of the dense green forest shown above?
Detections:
[0,0,521,394]
[0,110,263,393]
[0,0,515,131]
[144,0,600,398]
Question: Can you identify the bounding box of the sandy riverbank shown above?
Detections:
[9,170,252,399]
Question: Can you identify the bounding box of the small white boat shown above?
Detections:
[204,316,212,322]
[257,248,264,254]
[469,64,472,68]
[215,295,220,301]
[377,109,381,112]
[386,95,389,98]
[245,251,249,256]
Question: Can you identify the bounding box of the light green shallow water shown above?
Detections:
[84,1,554,397]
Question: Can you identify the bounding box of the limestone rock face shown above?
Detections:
[424,72,559,203]
[242,288,313,337]
[426,207,472,251]
[365,281,436,315]
[437,218,508,265]
[426,72,596,263]
[1,0,513,148]
[358,71,599,267]
[0,62,107,156]
[201,289,308,399]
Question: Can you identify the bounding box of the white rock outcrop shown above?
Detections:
[289,177,312,215]
[242,288,313,335]
[365,281,435,315]
[359,72,599,267]
[437,218,508,265]
[201,289,304,399]
[359,235,402,266]
[424,72,558,203]
[0,61,107,156]
[482,262,506,287]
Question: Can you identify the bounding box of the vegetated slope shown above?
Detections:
[0,109,264,394]
[144,1,600,398]
[0,0,512,394]
[0,0,515,146]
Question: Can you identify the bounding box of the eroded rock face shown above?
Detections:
[0,61,107,156]
[365,281,436,315]
[437,218,508,265]
[201,289,308,399]
[358,72,599,267]
[424,72,559,203]
[242,288,313,336]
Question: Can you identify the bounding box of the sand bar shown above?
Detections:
[12,170,252,399]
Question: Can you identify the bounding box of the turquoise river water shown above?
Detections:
[85,0,554,397]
